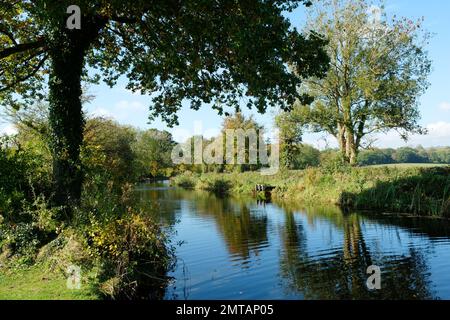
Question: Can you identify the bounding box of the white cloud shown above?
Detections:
[90,107,113,118]
[439,102,450,111]
[115,100,145,112]
[87,100,147,123]
[426,121,450,138]
[374,121,450,148]
[0,124,18,136]
[302,121,450,150]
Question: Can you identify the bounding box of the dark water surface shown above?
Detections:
[136,182,450,300]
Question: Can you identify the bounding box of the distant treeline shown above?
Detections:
[357,146,450,166]
[276,145,450,171]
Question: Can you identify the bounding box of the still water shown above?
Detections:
[136,182,450,300]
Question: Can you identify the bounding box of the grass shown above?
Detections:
[171,165,450,217]
[366,163,449,169]
[0,264,99,300]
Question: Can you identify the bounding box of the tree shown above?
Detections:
[276,111,303,169]
[393,147,428,164]
[428,147,450,164]
[133,129,175,179]
[83,117,137,186]
[0,0,329,211]
[221,112,264,172]
[357,149,394,166]
[295,144,320,169]
[285,0,431,165]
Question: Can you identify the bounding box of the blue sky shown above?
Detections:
[1,0,449,148]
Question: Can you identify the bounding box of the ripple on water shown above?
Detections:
[141,183,450,300]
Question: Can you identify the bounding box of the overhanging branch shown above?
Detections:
[0,53,48,93]
[0,39,45,59]
[0,27,18,45]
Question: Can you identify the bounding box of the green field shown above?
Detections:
[366,163,450,169]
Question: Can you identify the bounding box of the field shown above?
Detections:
[366,163,449,169]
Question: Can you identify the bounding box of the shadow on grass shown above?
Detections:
[340,167,450,217]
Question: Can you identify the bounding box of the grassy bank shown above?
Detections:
[0,264,99,300]
[171,165,450,217]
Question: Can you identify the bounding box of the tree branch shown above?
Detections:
[0,39,45,60]
[0,27,18,45]
[109,15,141,24]
[0,53,48,93]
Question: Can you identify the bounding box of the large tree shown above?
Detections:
[275,110,303,169]
[133,128,175,178]
[283,0,431,165]
[0,0,328,210]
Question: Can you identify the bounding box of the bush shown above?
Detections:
[83,210,174,299]
[0,135,52,222]
[320,150,350,174]
[0,194,60,266]
[199,177,231,195]
[171,172,197,189]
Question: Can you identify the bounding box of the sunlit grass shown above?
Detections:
[366,163,449,169]
[0,265,98,300]
[172,165,450,217]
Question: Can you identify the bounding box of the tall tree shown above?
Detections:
[0,0,328,210]
[276,111,303,169]
[285,0,431,165]
[221,112,264,172]
[133,129,175,178]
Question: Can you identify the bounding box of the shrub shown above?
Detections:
[320,150,351,174]
[200,177,231,195]
[84,210,174,299]
[171,172,196,189]
[0,194,60,266]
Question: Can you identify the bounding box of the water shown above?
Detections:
[136,182,450,300]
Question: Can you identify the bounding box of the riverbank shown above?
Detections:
[171,166,450,217]
[0,264,99,300]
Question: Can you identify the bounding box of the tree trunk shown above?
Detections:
[342,96,358,166]
[47,20,104,213]
[345,129,358,166]
[48,40,85,210]
[337,123,347,162]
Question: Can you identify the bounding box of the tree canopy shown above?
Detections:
[1,0,329,121]
[280,0,431,165]
[0,0,329,209]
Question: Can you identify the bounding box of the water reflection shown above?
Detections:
[136,183,450,300]
[279,209,434,299]
[189,198,268,261]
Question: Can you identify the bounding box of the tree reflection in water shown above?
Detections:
[187,193,269,261]
[279,208,434,300]
[136,183,443,300]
